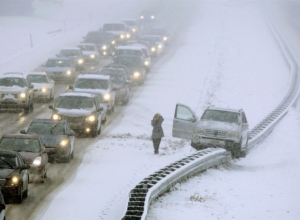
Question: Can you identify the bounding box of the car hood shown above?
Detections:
[0,86,26,93]
[198,120,240,132]
[73,88,108,95]
[106,31,127,36]
[82,51,99,56]
[38,134,69,148]
[18,151,40,164]
[0,168,15,178]
[56,108,94,117]
[31,83,52,90]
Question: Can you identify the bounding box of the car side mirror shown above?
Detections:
[20,129,27,134]
[70,130,76,136]
[188,117,196,122]
[49,105,54,110]
[69,85,74,90]
[97,107,104,112]
[22,164,30,170]
[29,84,34,89]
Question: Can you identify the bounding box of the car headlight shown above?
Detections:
[103,51,107,55]
[33,156,42,166]
[126,34,131,38]
[228,132,240,138]
[90,54,96,58]
[194,127,205,134]
[151,47,156,52]
[102,45,107,50]
[163,36,168,41]
[111,40,115,45]
[52,114,62,120]
[133,72,141,78]
[66,70,72,75]
[59,139,69,147]
[157,44,162,49]
[120,34,125,39]
[41,88,49,92]
[132,28,136,32]
[151,15,155,19]
[144,61,149,66]
[140,16,144,19]
[19,92,26,98]
[104,93,111,101]
[11,175,20,185]
[85,115,96,122]
[78,59,84,64]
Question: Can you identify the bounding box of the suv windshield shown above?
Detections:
[78,45,96,51]
[46,60,70,67]
[27,75,48,84]
[28,122,65,135]
[75,78,109,90]
[0,138,40,153]
[201,110,239,124]
[56,96,94,110]
[114,57,140,67]
[110,75,124,85]
[0,77,26,87]
[103,24,125,31]
[60,50,81,56]
[0,155,17,169]
[115,50,142,57]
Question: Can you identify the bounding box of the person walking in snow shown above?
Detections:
[151,113,164,154]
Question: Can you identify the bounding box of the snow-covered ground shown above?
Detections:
[1,0,300,219]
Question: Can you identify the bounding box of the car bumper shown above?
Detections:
[48,73,75,82]
[191,135,239,149]
[0,185,19,198]
[33,91,51,99]
[0,99,27,109]
[45,146,71,163]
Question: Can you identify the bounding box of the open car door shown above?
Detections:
[172,103,199,140]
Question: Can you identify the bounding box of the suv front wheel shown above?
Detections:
[24,99,34,114]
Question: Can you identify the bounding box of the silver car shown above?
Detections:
[42,57,76,84]
[172,104,249,158]
[0,72,34,113]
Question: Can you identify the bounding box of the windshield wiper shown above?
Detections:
[0,158,14,169]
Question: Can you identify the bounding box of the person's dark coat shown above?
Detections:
[151,116,164,139]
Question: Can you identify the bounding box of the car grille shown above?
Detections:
[62,116,84,124]
[205,129,228,138]
[1,94,18,98]
[0,179,6,186]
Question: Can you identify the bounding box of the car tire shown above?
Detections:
[91,122,99,137]
[48,90,54,102]
[16,184,23,204]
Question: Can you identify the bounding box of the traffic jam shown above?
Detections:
[0,8,170,212]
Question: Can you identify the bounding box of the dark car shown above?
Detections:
[49,91,103,137]
[0,190,5,219]
[57,47,85,71]
[101,64,131,82]
[0,134,48,183]
[20,119,75,163]
[139,10,156,24]
[146,28,169,45]
[0,149,30,203]
[100,72,130,105]
[83,31,116,56]
[112,55,146,85]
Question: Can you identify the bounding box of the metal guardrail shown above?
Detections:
[121,4,300,220]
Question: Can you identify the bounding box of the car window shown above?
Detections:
[241,112,247,123]
[103,24,125,31]
[175,105,195,121]
[27,75,48,84]
[0,138,41,153]
[46,60,70,67]
[78,45,95,51]
[0,155,18,169]
[28,122,65,135]
[0,77,26,87]
[201,110,239,124]
[56,96,95,110]
[60,50,80,56]
[110,75,124,85]
[75,78,109,90]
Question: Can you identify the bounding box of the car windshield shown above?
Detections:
[201,110,239,124]
[75,78,109,90]
[78,45,96,51]
[115,50,142,57]
[0,155,17,169]
[45,60,70,67]
[55,96,94,110]
[114,57,140,67]
[27,75,48,84]
[110,75,124,85]
[0,138,40,153]
[103,24,125,31]
[0,77,26,87]
[60,50,81,56]
[122,20,136,26]
[27,122,65,135]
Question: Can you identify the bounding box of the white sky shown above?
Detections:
[1,0,300,219]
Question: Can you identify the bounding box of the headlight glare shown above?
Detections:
[90,54,95,58]
[78,59,84,64]
[102,45,107,50]
[52,114,62,120]
[11,176,19,184]
[104,94,111,100]
[33,156,42,166]
[59,139,69,147]
[66,70,72,75]
[86,115,96,122]
[19,92,26,98]
[41,88,49,92]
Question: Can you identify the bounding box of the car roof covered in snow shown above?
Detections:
[77,73,110,80]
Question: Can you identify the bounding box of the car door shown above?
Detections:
[241,111,249,146]
[172,103,199,140]
[65,123,75,153]
[16,154,29,191]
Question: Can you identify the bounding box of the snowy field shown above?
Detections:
[1,0,300,220]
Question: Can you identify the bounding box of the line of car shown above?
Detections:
[0,10,170,213]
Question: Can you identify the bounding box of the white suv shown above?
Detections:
[172,104,249,158]
[70,73,115,114]
[0,72,34,113]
